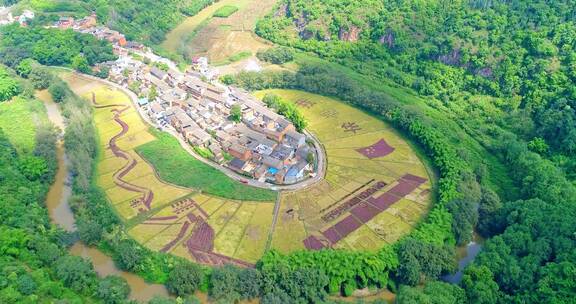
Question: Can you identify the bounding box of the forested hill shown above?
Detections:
[257,0,576,179]
[10,0,215,44]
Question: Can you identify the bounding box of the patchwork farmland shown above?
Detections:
[62,72,432,266]
[254,90,434,254]
[62,73,276,265]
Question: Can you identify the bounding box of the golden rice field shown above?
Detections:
[62,73,276,265]
[61,72,432,265]
[254,89,434,254]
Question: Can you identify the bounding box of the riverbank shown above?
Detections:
[38,89,170,302]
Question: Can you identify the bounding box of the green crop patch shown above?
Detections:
[212,5,239,18]
[136,130,277,201]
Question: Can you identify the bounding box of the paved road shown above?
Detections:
[71,72,327,192]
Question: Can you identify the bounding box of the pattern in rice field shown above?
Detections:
[90,92,154,212]
[64,73,433,265]
[255,89,434,254]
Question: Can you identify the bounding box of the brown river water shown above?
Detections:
[40,91,170,302]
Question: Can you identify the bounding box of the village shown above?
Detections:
[49,13,318,186]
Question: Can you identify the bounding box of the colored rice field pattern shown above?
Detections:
[254,89,433,254]
[62,73,276,265]
[61,72,432,266]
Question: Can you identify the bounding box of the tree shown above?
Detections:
[54,256,97,293]
[32,240,62,266]
[148,85,158,102]
[256,47,295,64]
[72,54,91,74]
[18,156,48,180]
[97,275,130,304]
[237,268,262,299]
[210,265,241,303]
[28,67,53,90]
[15,58,35,78]
[230,104,242,122]
[113,239,144,272]
[477,188,502,237]
[166,263,203,296]
[0,67,21,102]
[461,266,500,304]
[16,274,37,296]
[77,218,103,245]
[48,83,68,103]
[396,239,456,286]
[396,281,466,304]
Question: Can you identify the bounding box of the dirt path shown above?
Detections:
[91,93,154,211]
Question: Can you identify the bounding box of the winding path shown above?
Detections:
[91,93,154,211]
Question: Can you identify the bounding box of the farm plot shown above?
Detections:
[161,0,275,69]
[61,73,278,266]
[62,75,193,221]
[129,194,275,264]
[61,72,432,266]
[255,89,434,254]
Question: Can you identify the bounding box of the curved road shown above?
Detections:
[71,72,327,193]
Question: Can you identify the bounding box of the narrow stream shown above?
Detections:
[442,233,485,284]
[39,91,169,302]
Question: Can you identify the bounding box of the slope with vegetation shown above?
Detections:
[0,67,134,303]
[12,0,216,44]
[239,0,576,302]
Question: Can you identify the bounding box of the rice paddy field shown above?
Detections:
[254,89,434,254]
[60,72,433,266]
[61,73,276,265]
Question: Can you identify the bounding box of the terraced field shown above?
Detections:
[254,90,434,254]
[161,0,275,71]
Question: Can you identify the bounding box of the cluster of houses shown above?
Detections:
[44,11,316,185]
[0,8,34,26]
[97,49,316,185]
[52,12,147,54]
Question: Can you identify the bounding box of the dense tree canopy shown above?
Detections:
[0,24,116,68]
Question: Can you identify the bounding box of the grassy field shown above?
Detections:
[161,0,274,69]
[136,130,277,201]
[213,5,239,18]
[0,96,45,154]
[255,89,434,253]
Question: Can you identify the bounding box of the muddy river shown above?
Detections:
[40,91,170,302]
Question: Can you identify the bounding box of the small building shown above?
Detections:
[172,112,194,131]
[270,145,295,165]
[229,158,247,173]
[215,130,231,143]
[137,97,149,108]
[150,67,167,81]
[149,103,165,121]
[284,130,306,148]
[284,161,309,184]
[57,16,74,29]
[229,143,252,161]
[253,164,268,179]
[185,127,212,146]
[77,12,97,29]
[262,155,283,171]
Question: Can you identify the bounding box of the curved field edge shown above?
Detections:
[293,55,517,200]
[135,127,277,201]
